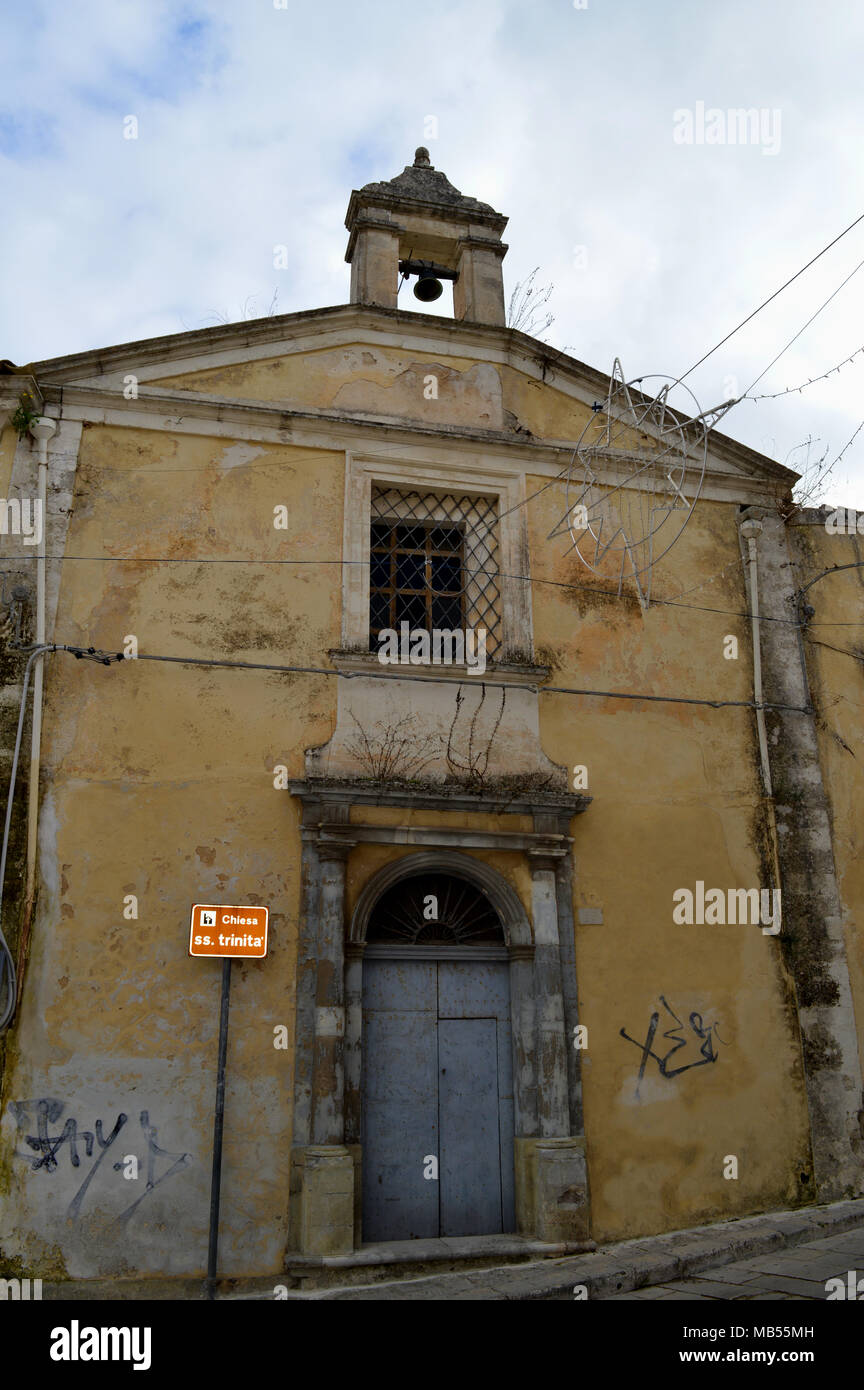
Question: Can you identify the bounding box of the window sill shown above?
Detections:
[328,649,551,689]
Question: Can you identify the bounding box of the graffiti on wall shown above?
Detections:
[620,995,727,1099]
[7,1098,192,1223]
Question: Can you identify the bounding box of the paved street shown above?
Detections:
[603,1226,864,1300]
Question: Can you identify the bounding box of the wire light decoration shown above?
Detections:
[547,359,737,607]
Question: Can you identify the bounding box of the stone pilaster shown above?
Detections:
[453,237,507,326]
[555,849,584,1135]
[311,839,354,1146]
[741,507,864,1198]
[343,941,365,1147]
[528,848,570,1136]
[347,219,401,310]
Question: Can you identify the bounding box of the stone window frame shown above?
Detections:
[339,452,534,666]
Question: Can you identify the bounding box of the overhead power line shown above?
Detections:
[12,641,814,715]
[674,208,864,387]
[5,555,862,628]
[741,254,864,398]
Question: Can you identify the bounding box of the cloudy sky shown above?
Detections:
[2,0,863,504]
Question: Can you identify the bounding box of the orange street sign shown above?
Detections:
[189,904,269,959]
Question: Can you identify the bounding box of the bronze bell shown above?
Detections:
[413,266,443,302]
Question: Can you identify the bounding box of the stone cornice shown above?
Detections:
[37,381,793,503]
[0,374,43,414]
[329,649,551,688]
[344,189,508,237]
[290,777,590,818]
[19,302,797,489]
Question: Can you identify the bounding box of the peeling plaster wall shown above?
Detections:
[150,343,599,442]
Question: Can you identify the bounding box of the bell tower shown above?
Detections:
[344,148,509,325]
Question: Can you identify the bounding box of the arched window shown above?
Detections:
[366,873,503,946]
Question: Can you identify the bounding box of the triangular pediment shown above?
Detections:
[12,303,796,494]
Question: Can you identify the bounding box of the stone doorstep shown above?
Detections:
[312,1198,864,1301]
[282,1234,593,1290]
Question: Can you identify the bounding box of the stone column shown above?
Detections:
[291,1145,355,1259]
[291,827,321,1147]
[453,237,507,325]
[348,219,401,309]
[343,941,364,1147]
[555,849,584,1135]
[311,840,353,1146]
[741,508,864,1199]
[527,838,591,1244]
[534,1137,590,1244]
[528,848,570,1136]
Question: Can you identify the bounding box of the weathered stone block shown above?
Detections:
[290,1145,355,1257]
[534,1137,590,1243]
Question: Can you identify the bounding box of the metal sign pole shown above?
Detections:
[206,956,232,1300]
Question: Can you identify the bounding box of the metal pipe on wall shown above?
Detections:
[741,517,773,797]
[24,416,56,916]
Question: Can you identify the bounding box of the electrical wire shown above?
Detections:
[10,640,813,713]
[805,636,864,665]
[741,254,864,398]
[9,554,864,627]
[673,208,864,387]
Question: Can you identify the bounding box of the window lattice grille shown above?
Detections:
[370,486,501,658]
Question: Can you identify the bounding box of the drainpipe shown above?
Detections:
[24,416,57,917]
[740,517,772,797]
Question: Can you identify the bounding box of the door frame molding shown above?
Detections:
[287,779,592,1255]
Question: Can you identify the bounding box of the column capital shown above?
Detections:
[317,838,356,863]
[508,943,535,962]
[528,846,568,874]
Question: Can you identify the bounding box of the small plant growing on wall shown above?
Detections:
[445,684,506,791]
[10,391,40,439]
[345,712,442,781]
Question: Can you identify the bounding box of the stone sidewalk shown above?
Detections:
[308,1198,864,1300]
[605,1225,864,1301]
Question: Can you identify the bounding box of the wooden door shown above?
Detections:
[362,955,515,1241]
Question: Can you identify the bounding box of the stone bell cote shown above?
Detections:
[344,147,509,325]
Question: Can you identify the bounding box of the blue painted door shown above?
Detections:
[362,959,439,1240]
[362,957,515,1241]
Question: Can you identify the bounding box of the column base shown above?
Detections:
[515,1136,590,1243]
[289,1145,355,1257]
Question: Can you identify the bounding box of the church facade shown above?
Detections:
[0,150,862,1288]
